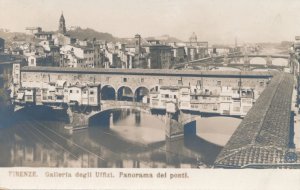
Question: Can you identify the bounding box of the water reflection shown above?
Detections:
[0,108,239,168]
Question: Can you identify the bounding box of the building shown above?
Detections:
[27,54,54,67]
[60,44,95,68]
[0,38,4,53]
[169,42,185,63]
[34,29,53,41]
[149,84,255,116]
[185,33,209,60]
[144,44,172,69]
[184,46,198,61]
[54,33,76,46]
[0,54,25,89]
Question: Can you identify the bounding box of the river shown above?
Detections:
[0,107,241,168]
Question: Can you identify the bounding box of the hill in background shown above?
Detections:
[67,27,117,42]
[0,27,183,45]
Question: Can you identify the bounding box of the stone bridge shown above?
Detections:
[66,100,199,139]
[174,54,293,72]
[100,100,151,113]
[11,66,286,140]
[15,66,273,102]
[214,72,295,168]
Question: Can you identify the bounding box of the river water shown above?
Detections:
[0,107,241,168]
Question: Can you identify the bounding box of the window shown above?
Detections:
[76,90,79,93]
[217,81,221,86]
[178,80,183,85]
[141,78,144,83]
[70,90,73,93]
[90,91,94,95]
[159,79,163,84]
[123,78,127,82]
[174,95,177,99]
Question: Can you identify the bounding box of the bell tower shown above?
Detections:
[134,34,141,55]
[59,12,66,34]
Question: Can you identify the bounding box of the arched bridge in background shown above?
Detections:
[173,53,294,72]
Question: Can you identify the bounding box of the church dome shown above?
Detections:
[189,32,197,42]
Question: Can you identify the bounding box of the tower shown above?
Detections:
[59,13,66,34]
[134,34,141,55]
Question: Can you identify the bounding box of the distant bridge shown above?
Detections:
[173,53,293,71]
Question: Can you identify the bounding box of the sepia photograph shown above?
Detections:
[0,0,300,189]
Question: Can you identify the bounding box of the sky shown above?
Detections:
[1,0,300,44]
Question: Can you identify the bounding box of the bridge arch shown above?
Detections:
[249,57,267,65]
[117,86,134,101]
[134,86,150,102]
[272,58,288,67]
[88,101,153,128]
[101,85,116,100]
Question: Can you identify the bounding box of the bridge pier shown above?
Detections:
[66,107,90,128]
[165,113,184,139]
[165,109,197,139]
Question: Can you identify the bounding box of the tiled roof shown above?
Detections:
[214,73,294,168]
[21,66,274,78]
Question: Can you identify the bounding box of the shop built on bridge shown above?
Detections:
[11,64,275,137]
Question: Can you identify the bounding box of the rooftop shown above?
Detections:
[35,31,53,35]
[21,66,274,78]
[214,73,294,168]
